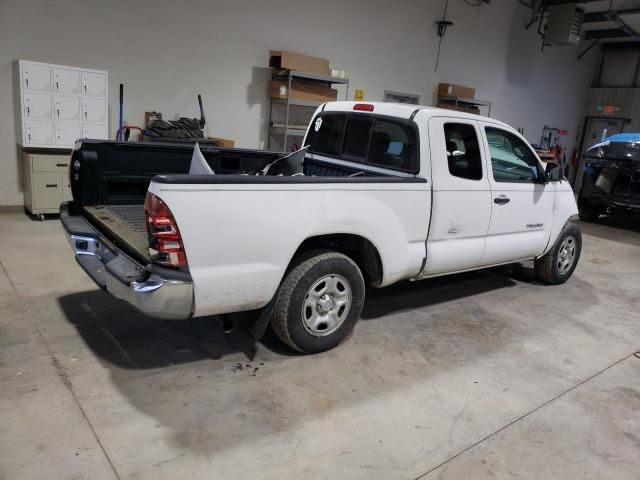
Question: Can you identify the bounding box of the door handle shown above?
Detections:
[494,195,510,205]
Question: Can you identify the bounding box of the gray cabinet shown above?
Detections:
[18,60,109,149]
[23,152,72,218]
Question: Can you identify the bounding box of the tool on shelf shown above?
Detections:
[145,94,207,141]
[118,83,124,142]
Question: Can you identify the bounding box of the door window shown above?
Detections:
[485,128,541,183]
[443,123,483,180]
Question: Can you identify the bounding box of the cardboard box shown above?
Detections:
[270,80,337,102]
[437,103,480,115]
[269,50,330,76]
[330,68,346,79]
[437,83,476,99]
[208,137,235,148]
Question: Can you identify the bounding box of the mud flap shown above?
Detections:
[226,298,276,340]
[249,299,276,339]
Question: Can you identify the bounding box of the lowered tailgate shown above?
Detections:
[60,202,193,319]
[82,204,150,264]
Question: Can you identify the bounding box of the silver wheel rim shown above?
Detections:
[301,274,352,337]
[557,235,577,275]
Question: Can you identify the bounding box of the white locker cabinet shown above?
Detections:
[23,152,72,218]
[54,95,81,121]
[55,122,81,146]
[82,123,107,139]
[82,72,106,97]
[18,60,108,148]
[82,97,106,123]
[24,120,53,145]
[22,63,51,91]
[53,68,81,94]
[23,92,52,119]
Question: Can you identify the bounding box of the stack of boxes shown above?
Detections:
[267,50,349,151]
[268,50,339,103]
[436,83,480,115]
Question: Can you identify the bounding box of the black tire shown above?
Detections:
[271,251,365,354]
[534,224,582,285]
[578,198,601,222]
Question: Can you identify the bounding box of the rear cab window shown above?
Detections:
[443,123,483,181]
[304,112,419,173]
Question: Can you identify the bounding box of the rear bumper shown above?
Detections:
[580,167,640,213]
[60,202,194,319]
[581,192,640,213]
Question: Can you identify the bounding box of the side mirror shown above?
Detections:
[544,162,563,183]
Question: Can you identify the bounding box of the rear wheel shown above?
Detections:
[271,252,365,354]
[535,224,582,285]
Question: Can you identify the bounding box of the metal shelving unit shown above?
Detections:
[437,96,492,117]
[268,70,349,151]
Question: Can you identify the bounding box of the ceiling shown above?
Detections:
[522,0,640,47]
[581,0,640,44]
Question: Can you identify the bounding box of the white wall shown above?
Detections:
[0,0,598,206]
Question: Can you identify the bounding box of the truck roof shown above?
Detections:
[323,101,512,130]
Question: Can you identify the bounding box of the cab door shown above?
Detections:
[479,123,553,265]
[423,118,492,275]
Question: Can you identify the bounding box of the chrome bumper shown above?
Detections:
[61,203,193,320]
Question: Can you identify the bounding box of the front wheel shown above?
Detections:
[534,224,582,285]
[271,252,365,354]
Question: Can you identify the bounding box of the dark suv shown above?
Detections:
[579,133,640,221]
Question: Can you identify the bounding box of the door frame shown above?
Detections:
[423,117,492,275]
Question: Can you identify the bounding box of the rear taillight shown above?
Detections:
[144,192,187,268]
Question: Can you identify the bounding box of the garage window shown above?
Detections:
[444,123,483,180]
[305,113,418,173]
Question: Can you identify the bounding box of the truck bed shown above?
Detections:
[83,204,149,263]
[70,139,396,265]
[70,140,286,263]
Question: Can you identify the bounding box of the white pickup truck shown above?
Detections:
[61,102,581,353]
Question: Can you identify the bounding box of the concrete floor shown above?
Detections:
[1,212,639,480]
